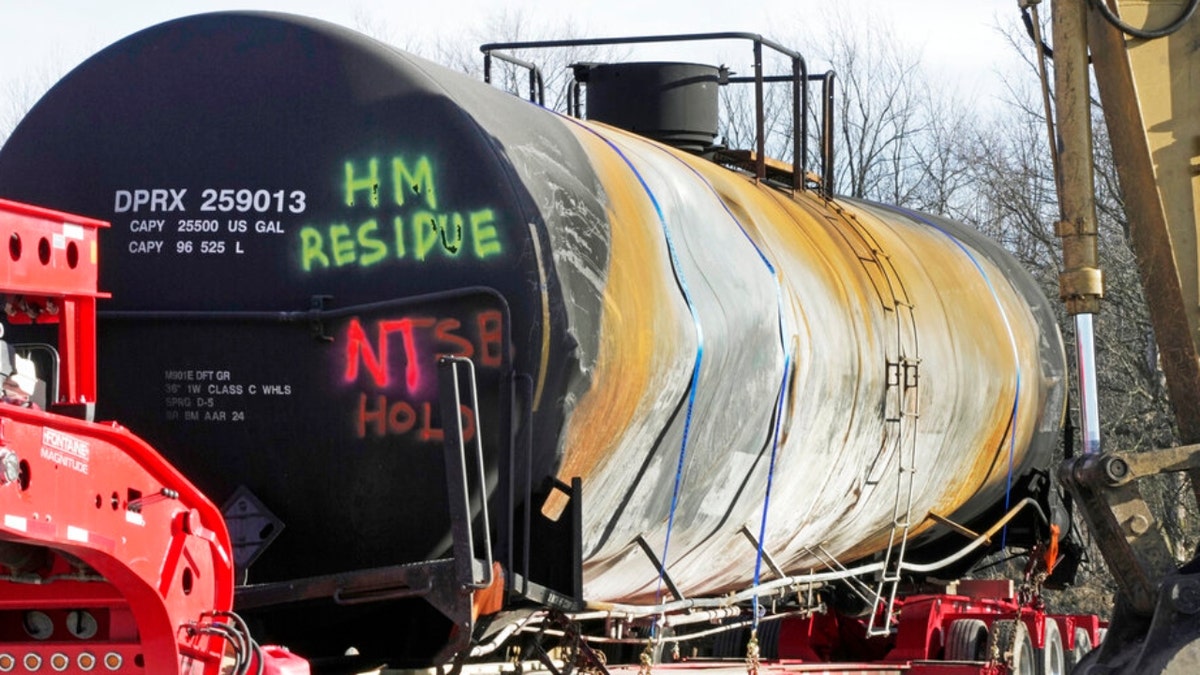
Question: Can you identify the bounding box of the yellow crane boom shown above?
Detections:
[1050,1,1200,672]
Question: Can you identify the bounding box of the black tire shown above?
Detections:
[991,619,1037,675]
[1040,618,1066,675]
[945,619,990,661]
[1065,626,1092,673]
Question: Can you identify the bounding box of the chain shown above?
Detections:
[745,629,761,675]
[988,621,1002,664]
[506,644,524,675]
[638,639,655,675]
[577,643,608,675]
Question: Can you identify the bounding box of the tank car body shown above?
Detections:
[0,10,1064,632]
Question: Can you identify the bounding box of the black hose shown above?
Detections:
[213,611,259,675]
[1024,5,1098,65]
[1091,0,1199,39]
[1022,6,1055,58]
[196,624,248,675]
[251,640,265,675]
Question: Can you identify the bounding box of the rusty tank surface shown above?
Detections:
[0,11,1065,656]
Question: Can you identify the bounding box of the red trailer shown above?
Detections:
[0,199,309,674]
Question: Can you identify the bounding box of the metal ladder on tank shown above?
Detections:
[822,202,923,637]
[866,351,920,637]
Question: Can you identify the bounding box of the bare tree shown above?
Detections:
[720,6,979,209]
[805,8,929,202]
[351,7,421,53]
[0,56,70,150]
[718,56,799,163]
[903,88,977,218]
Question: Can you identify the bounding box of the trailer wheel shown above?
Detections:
[1066,626,1092,672]
[990,619,1036,675]
[946,619,989,661]
[1040,618,1065,675]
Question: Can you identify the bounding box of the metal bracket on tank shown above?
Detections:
[927,512,990,546]
[739,525,787,581]
[634,534,685,602]
[307,295,334,342]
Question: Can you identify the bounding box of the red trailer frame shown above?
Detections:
[0,199,242,674]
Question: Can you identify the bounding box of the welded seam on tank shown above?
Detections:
[562,118,706,605]
[871,203,1024,547]
[646,146,794,616]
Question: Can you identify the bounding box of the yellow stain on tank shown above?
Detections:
[541,121,1059,599]
[543,124,693,521]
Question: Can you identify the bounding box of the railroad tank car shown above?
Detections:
[0,11,1065,656]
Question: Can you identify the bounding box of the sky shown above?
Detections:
[0,0,1030,129]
